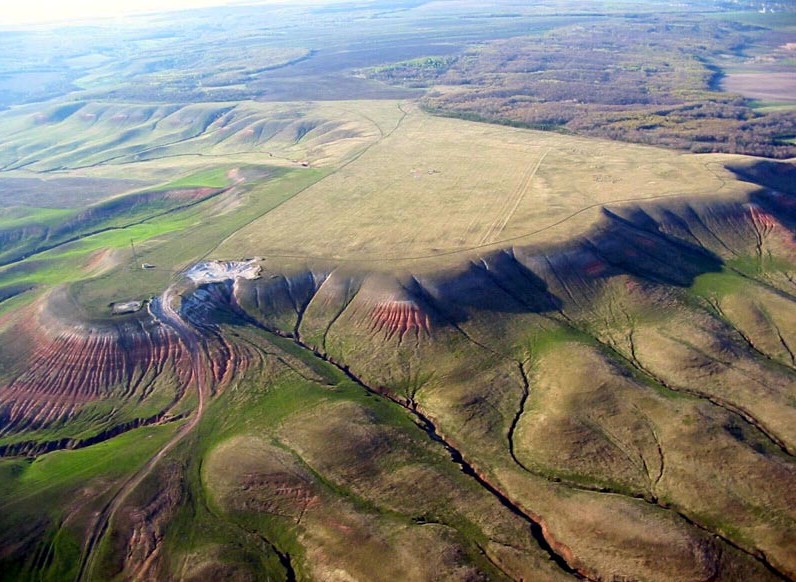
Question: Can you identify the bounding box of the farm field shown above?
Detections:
[722,72,796,103]
[0,1,794,581]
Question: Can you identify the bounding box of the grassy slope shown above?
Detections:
[0,423,180,582]
[0,98,396,315]
[1,107,794,579]
[311,260,795,579]
[139,326,568,582]
[0,4,794,578]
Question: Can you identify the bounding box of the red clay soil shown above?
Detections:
[746,203,796,254]
[370,300,431,340]
[583,259,609,278]
[0,309,190,435]
[83,248,112,271]
[120,464,184,580]
[748,203,781,233]
[162,187,219,202]
[0,279,266,438]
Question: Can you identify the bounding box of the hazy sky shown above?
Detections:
[0,0,298,26]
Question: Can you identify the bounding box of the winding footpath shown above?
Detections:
[74,286,208,582]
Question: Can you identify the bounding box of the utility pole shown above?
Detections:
[130,239,139,267]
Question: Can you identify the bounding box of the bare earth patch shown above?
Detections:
[722,73,796,103]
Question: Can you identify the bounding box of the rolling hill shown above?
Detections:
[0,1,794,581]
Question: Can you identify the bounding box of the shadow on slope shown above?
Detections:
[5,180,796,455]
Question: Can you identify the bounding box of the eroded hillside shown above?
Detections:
[0,2,794,579]
[1,107,794,580]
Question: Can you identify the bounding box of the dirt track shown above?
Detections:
[75,286,208,582]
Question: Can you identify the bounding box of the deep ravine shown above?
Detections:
[238,312,590,580]
[234,294,795,581]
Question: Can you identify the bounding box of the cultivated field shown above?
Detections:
[722,72,796,103]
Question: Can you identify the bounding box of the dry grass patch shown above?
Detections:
[216,107,756,269]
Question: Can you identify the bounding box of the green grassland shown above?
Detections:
[0,423,180,582]
[157,168,232,190]
[0,207,73,230]
[0,165,326,310]
[83,324,576,582]
[0,100,385,173]
[0,98,399,313]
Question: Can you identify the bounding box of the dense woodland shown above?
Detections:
[368,17,796,158]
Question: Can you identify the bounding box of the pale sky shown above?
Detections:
[0,0,302,26]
